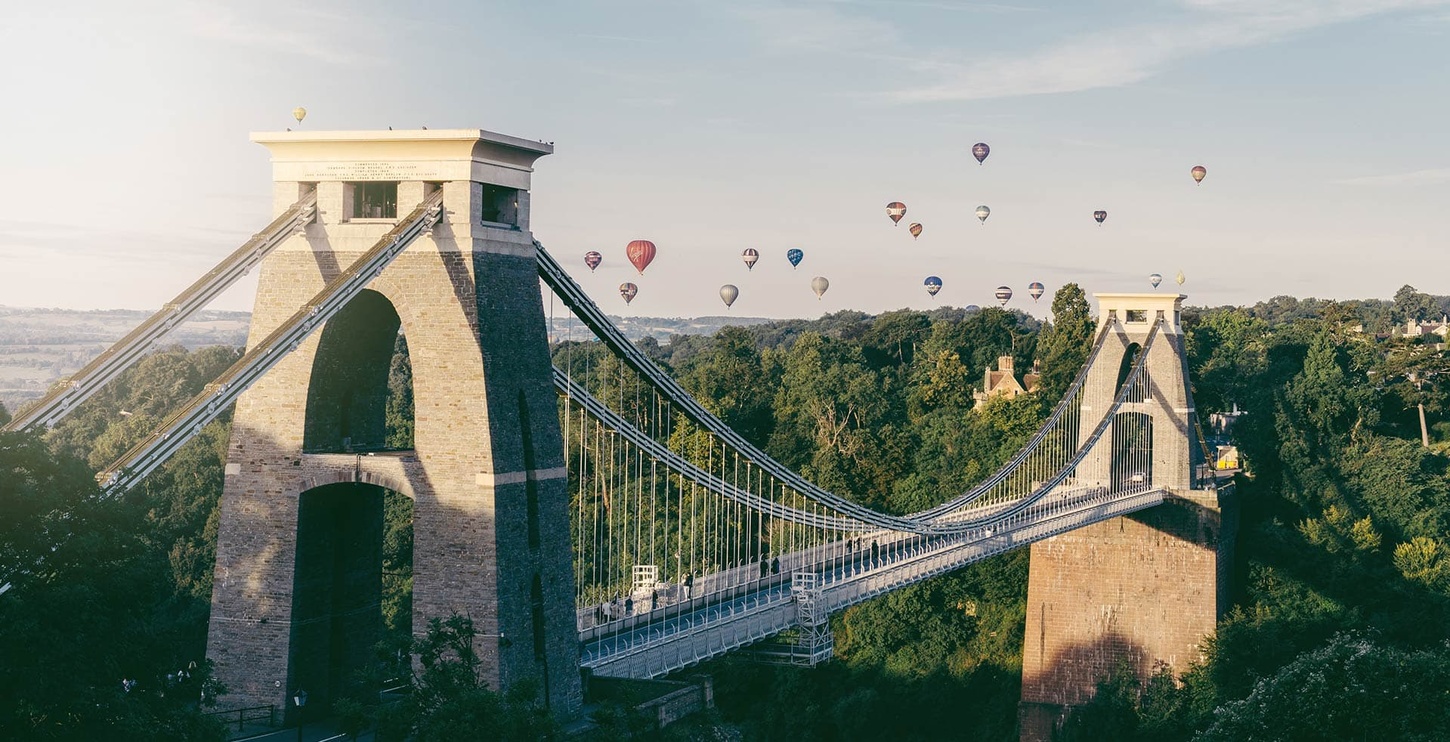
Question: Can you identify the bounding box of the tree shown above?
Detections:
[0,401,10,427]
[1199,633,1450,741]
[1035,283,1094,403]
[375,615,556,742]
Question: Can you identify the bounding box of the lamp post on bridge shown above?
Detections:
[292,688,307,742]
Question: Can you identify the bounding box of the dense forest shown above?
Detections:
[4,284,1450,739]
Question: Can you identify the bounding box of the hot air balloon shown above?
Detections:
[1094,210,1107,225]
[972,142,990,164]
[908,223,923,240]
[787,248,804,269]
[626,240,657,274]
[720,284,739,309]
[1149,273,1163,289]
[965,305,981,312]
[742,249,759,270]
[1191,165,1207,185]
[887,202,907,225]
[292,107,307,124]
[811,276,830,300]
[994,286,1012,306]
[584,251,602,272]
[619,282,638,304]
[975,205,991,224]
[924,276,943,296]
[1028,282,1045,301]
[1175,270,1186,286]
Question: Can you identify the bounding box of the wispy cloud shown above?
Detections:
[181,2,386,66]
[1332,168,1450,187]
[730,3,901,53]
[892,0,1450,102]
[729,0,1450,102]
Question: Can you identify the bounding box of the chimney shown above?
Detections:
[998,355,1014,373]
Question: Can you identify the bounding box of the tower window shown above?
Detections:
[480,184,520,226]
[349,182,398,219]
[1125,309,1148,323]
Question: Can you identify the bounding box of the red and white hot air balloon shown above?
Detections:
[908,223,923,239]
[886,202,907,225]
[742,249,759,270]
[626,240,657,274]
[1028,282,1045,301]
[584,251,602,272]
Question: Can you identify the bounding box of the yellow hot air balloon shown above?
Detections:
[292,107,307,125]
[1175,270,1186,286]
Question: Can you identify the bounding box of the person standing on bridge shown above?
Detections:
[625,596,634,616]
[759,557,770,578]
[770,556,780,575]
[870,540,879,565]
[684,572,694,599]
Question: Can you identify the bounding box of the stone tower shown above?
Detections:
[1018,293,1235,740]
[205,130,582,718]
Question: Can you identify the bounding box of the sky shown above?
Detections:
[1,0,1448,320]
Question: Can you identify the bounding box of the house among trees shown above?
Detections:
[1404,316,1450,340]
[973,355,1040,409]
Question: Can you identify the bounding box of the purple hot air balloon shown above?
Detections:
[1093,210,1107,225]
[1028,282,1045,301]
[972,142,990,164]
[584,251,602,272]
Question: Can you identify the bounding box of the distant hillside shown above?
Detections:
[0,306,778,412]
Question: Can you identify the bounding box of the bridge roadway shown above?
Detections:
[581,484,1168,679]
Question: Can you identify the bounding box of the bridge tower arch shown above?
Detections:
[1020,293,1234,740]
[205,130,582,718]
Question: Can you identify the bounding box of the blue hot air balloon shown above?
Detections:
[924,276,943,297]
[787,249,804,269]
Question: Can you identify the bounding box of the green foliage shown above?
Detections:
[1035,283,1094,403]
[375,615,556,742]
[0,429,226,740]
[1199,633,1450,741]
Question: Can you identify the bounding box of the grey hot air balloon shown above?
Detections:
[1149,273,1163,289]
[994,285,1012,306]
[720,284,739,308]
[975,205,991,224]
[811,276,830,300]
[742,249,759,270]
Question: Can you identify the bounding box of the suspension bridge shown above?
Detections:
[3,128,1232,736]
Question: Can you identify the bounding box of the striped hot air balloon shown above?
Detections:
[619,282,638,304]
[975,205,991,224]
[994,285,1013,306]
[742,249,759,270]
[908,223,923,239]
[1028,282,1045,301]
[584,251,602,272]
